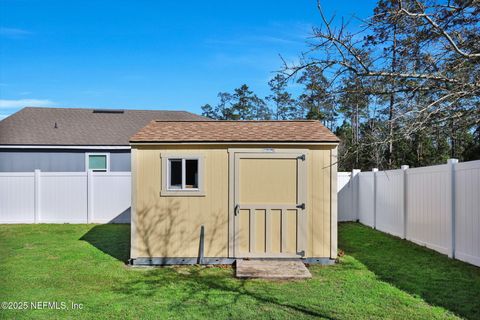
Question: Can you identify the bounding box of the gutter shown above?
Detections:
[0,145,131,150]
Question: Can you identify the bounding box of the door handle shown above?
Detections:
[234,204,240,216]
[296,203,305,210]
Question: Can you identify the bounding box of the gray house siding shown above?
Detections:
[109,152,131,171]
[0,149,131,172]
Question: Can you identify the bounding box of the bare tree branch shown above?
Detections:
[397,3,480,59]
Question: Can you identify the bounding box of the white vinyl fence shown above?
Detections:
[337,171,354,222]
[338,159,480,267]
[0,170,131,224]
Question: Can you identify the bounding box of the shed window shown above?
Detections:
[185,159,199,188]
[86,153,109,172]
[168,158,199,190]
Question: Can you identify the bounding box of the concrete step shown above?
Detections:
[235,259,312,279]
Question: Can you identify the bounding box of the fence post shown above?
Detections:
[34,169,41,223]
[401,165,409,239]
[372,168,378,229]
[351,169,361,221]
[87,170,93,223]
[447,158,458,259]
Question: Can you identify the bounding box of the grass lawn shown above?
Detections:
[0,223,479,319]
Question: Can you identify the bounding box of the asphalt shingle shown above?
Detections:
[0,107,206,146]
[130,120,339,143]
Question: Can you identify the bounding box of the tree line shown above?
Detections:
[201,0,480,171]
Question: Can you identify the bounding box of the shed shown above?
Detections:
[129,120,339,265]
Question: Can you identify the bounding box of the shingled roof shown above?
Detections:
[0,107,206,146]
[130,120,339,143]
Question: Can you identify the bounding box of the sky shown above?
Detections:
[0,0,376,119]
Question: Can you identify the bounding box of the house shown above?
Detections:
[129,120,339,265]
[0,107,205,172]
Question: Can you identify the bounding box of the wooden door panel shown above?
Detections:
[270,209,282,253]
[239,158,297,204]
[284,209,298,254]
[234,152,307,258]
[238,209,250,253]
[254,209,266,253]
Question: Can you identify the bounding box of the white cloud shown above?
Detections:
[0,114,10,120]
[204,22,312,48]
[205,35,299,46]
[0,27,32,38]
[0,99,56,108]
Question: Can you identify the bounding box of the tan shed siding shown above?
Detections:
[132,146,229,258]
[132,144,335,259]
[130,147,138,258]
[324,149,331,256]
[324,149,332,256]
[308,147,332,257]
[330,146,338,258]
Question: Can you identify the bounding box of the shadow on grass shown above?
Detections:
[114,267,335,319]
[80,224,131,263]
[339,222,480,320]
[77,220,479,318]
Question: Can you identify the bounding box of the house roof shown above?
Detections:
[0,107,206,146]
[130,120,339,143]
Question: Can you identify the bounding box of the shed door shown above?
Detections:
[233,152,307,258]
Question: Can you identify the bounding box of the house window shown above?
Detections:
[162,155,204,196]
[86,153,109,172]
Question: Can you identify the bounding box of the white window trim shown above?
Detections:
[161,154,205,196]
[85,152,110,172]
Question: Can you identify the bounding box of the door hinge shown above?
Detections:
[297,154,306,161]
[296,203,305,210]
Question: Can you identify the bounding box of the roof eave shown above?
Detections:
[129,141,339,146]
[0,144,131,149]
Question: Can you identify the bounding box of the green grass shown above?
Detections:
[0,223,478,319]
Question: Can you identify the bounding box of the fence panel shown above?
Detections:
[0,173,35,223]
[454,161,480,266]
[406,164,451,255]
[336,160,480,267]
[91,172,131,223]
[358,172,374,227]
[40,172,88,223]
[338,172,355,221]
[0,170,131,224]
[337,172,351,192]
[375,169,404,237]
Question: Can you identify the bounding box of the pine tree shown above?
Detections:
[284,0,480,170]
[297,65,336,129]
[337,74,370,168]
[266,74,297,119]
[230,84,271,120]
[201,85,270,120]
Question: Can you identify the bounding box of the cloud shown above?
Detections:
[205,35,299,46]
[207,52,281,69]
[205,34,303,47]
[0,99,56,108]
[0,114,10,120]
[204,22,312,48]
[0,27,32,38]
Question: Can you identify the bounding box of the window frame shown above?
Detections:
[85,152,110,172]
[161,154,205,196]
